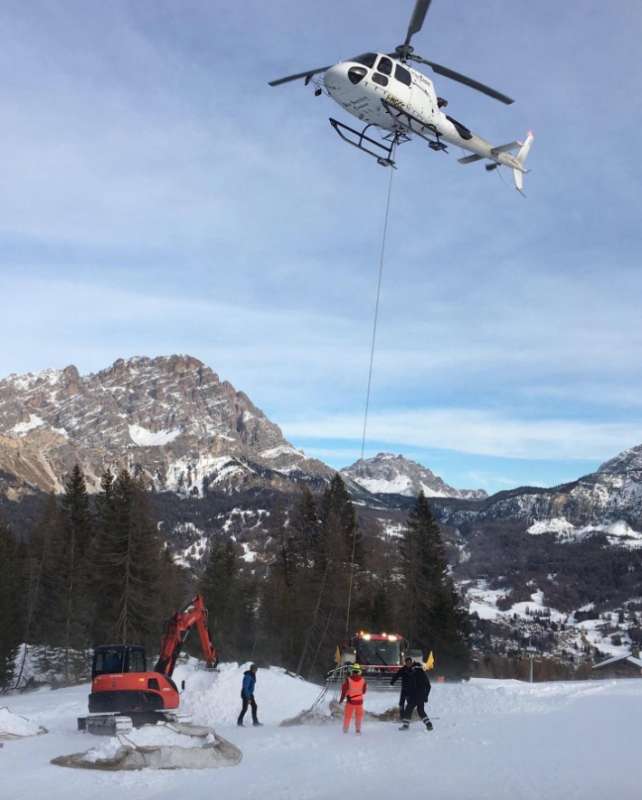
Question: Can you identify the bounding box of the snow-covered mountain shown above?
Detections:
[341,452,487,500]
[0,355,330,498]
[434,444,642,549]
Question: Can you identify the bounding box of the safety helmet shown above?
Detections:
[350,663,362,673]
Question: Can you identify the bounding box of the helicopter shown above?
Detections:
[269,0,533,194]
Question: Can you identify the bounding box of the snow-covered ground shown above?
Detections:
[2,661,641,799]
[464,579,640,659]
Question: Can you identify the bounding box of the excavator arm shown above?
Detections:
[154,594,218,676]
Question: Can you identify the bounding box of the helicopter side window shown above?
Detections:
[377,57,393,76]
[372,73,388,87]
[351,53,377,69]
[394,64,412,86]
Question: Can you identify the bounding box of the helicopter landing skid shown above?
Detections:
[380,100,448,153]
[329,118,402,168]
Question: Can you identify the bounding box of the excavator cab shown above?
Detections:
[92,645,147,679]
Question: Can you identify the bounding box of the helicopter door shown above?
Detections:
[371,56,392,93]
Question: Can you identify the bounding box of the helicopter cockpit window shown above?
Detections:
[395,64,412,86]
[348,66,367,85]
[351,53,377,69]
[372,73,388,87]
[377,56,393,76]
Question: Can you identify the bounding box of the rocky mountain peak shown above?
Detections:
[598,445,642,475]
[0,355,330,497]
[340,452,487,500]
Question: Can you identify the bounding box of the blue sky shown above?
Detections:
[2,1,642,493]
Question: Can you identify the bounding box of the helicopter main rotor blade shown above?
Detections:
[410,55,514,104]
[268,66,332,87]
[404,0,433,46]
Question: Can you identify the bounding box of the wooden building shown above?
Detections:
[592,654,642,679]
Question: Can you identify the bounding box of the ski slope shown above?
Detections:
[2,661,641,800]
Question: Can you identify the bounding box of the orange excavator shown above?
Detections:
[78,594,217,734]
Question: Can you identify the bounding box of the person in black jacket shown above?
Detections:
[390,657,414,718]
[400,662,433,731]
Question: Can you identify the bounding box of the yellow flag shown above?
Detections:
[425,651,435,670]
[335,645,341,665]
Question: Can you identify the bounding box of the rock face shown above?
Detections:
[0,355,330,497]
[341,452,487,500]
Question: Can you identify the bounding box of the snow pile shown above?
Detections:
[0,707,47,739]
[177,661,406,727]
[176,661,323,726]
[80,737,122,763]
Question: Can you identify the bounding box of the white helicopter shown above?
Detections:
[269,0,533,194]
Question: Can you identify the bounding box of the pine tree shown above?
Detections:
[25,493,64,646]
[256,501,305,669]
[289,487,320,568]
[0,520,24,690]
[296,474,362,677]
[199,535,242,658]
[318,474,361,568]
[57,465,94,678]
[401,491,470,677]
[91,470,119,644]
[92,470,163,651]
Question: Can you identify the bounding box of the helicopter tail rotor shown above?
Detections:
[512,131,534,194]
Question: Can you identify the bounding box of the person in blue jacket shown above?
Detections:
[237,663,262,726]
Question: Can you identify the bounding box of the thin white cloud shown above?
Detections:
[280,409,640,462]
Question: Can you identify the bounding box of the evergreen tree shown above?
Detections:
[296,474,361,677]
[57,465,94,677]
[318,474,362,568]
[257,501,305,669]
[25,493,64,646]
[401,491,470,677]
[199,534,242,658]
[92,470,163,651]
[289,487,320,567]
[0,519,23,690]
[91,470,119,644]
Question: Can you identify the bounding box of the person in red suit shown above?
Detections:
[339,663,368,734]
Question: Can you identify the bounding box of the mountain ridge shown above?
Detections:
[0,354,331,497]
[341,451,487,500]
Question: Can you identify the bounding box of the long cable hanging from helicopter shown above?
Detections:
[344,140,396,638]
[269,0,534,640]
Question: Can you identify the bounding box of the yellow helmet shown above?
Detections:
[351,663,362,673]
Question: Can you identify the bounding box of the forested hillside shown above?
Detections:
[0,467,470,690]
